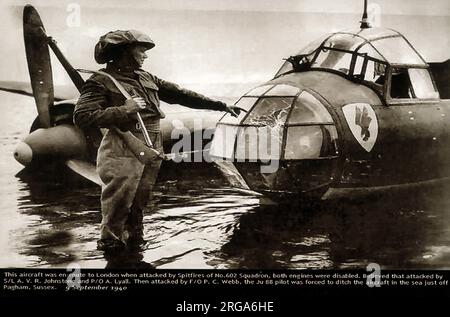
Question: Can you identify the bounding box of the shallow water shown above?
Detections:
[1,91,450,269]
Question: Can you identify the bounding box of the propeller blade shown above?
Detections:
[65,159,103,186]
[23,5,54,128]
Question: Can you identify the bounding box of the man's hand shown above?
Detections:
[225,105,246,118]
[123,97,146,114]
[159,153,173,161]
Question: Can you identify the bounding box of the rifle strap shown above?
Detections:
[78,68,155,148]
[77,69,163,163]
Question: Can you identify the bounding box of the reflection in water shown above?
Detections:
[10,163,450,269]
[103,249,155,269]
[222,188,450,269]
[12,163,259,269]
[14,169,104,268]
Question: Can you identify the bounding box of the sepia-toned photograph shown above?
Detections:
[1,0,449,303]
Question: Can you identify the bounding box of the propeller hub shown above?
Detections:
[14,142,33,166]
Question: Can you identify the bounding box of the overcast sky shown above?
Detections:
[1,0,449,96]
[4,0,450,16]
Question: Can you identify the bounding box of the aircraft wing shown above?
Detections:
[0,80,79,101]
[0,80,229,113]
[0,81,34,98]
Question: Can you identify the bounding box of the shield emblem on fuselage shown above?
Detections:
[342,103,378,153]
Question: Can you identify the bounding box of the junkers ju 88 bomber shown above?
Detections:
[210,0,450,201]
[4,1,450,203]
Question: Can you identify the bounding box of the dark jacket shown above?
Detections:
[73,64,226,130]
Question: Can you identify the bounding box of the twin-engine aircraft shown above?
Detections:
[209,0,450,200]
[2,2,450,201]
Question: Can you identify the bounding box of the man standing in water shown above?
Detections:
[74,30,240,251]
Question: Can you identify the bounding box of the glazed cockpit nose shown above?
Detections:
[210,83,339,194]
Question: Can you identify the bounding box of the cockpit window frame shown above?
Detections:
[274,30,435,104]
[274,35,391,95]
[385,65,440,104]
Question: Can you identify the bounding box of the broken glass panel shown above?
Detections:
[243,97,294,127]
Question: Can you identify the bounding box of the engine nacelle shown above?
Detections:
[14,124,88,166]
